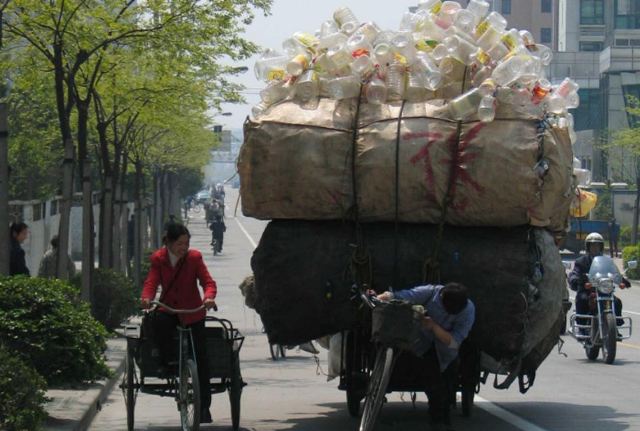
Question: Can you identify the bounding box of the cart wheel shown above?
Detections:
[179,359,200,431]
[229,357,243,431]
[346,386,361,417]
[461,386,474,417]
[359,347,394,431]
[269,343,281,360]
[123,344,137,431]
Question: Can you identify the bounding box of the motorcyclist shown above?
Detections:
[209,214,226,254]
[568,232,629,333]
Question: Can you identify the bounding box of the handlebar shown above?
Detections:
[150,300,217,313]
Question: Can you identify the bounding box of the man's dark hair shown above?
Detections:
[441,282,469,315]
[9,222,28,237]
[163,223,190,244]
[50,235,59,248]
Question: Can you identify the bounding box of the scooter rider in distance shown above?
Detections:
[569,232,630,336]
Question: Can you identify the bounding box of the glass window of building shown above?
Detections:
[542,0,552,13]
[540,28,552,43]
[571,89,602,132]
[615,0,640,28]
[579,41,604,51]
[502,0,511,15]
[580,0,605,25]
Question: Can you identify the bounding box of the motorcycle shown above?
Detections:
[569,256,636,364]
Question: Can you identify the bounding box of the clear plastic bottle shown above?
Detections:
[333,6,359,34]
[251,102,268,118]
[466,0,490,23]
[347,33,374,57]
[373,43,394,67]
[529,43,553,66]
[431,43,449,62]
[415,52,442,90]
[448,87,483,120]
[295,70,319,103]
[453,9,476,35]
[555,77,579,98]
[391,33,417,63]
[317,32,348,51]
[486,29,522,63]
[286,53,310,77]
[326,75,361,99]
[475,11,507,40]
[320,20,339,38]
[259,80,290,105]
[477,95,496,122]
[353,22,381,44]
[366,77,388,104]
[417,0,443,14]
[254,55,289,81]
[436,1,462,29]
[531,79,551,104]
[399,12,421,32]
[326,43,352,72]
[478,78,496,97]
[443,34,476,65]
[351,55,375,77]
[386,61,407,100]
[406,70,429,102]
[282,32,317,56]
[491,54,535,86]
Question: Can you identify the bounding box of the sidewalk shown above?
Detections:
[43,335,127,431]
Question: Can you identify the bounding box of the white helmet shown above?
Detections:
[585,232,604,255]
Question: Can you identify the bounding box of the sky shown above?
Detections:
[217,0,422,132]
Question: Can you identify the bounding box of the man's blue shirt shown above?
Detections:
[393,284,475,370]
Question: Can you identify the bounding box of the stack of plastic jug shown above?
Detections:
[251,0,578,134]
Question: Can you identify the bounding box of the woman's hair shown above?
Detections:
[163,223,190,244]
[10,222,28,237]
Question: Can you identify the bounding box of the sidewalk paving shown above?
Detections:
[43,335,127,431]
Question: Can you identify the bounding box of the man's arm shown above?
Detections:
[386,285,437,304]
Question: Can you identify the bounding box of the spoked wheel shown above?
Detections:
[122,343,137,431]
[229,356,243,431]
[602,312,617,364]
[359,347,394,431]
[179,359,201,431]
[585,318,600,361]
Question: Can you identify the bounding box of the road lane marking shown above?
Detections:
[235,217,257,249]
[476,396,550,431]
[620,342,640,350]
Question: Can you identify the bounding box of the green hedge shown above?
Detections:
[0,343,48,431]
[622,245,640,280]
[72,269,138,331]
[0,276,109,385]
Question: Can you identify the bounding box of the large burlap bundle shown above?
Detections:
[251,220,564,375]
[239,99,573,232]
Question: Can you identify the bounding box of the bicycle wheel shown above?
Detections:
[179,359,201,431]
[359,347,394,431]
[123,343,137,431]
[229,355,243,431]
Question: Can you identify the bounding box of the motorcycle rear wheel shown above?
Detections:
[602,312,617,364]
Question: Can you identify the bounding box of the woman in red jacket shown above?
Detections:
[141,223,217,424]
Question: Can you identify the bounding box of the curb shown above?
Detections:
[43,336,127,431]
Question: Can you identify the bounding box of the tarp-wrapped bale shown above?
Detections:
[239,99,573,232]
[251,220,564,373]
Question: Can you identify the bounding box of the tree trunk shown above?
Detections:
[0,101,9,275]
[134,161,143,290]
[633,175,640,245]
[77,100,93,303]
[96,120,113,268]
[53,44,75,279]
[152,169,162,248]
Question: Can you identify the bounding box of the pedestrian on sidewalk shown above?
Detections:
[38,235,76,279]
[9,222,30,276]
[140,222,218,424]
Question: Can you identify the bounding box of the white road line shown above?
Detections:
[235,217,257,249]
[476,396,550,431]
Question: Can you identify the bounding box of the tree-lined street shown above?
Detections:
[89,189,640,431]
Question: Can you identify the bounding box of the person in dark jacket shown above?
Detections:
[569,232,629,330]
[9,222,30,276]
[209,214,226,255]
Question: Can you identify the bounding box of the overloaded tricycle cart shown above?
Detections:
[121,302,245,431]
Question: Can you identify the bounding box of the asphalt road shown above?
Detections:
[90,188,640,431]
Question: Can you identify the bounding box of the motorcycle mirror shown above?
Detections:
[628,260,638,270]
